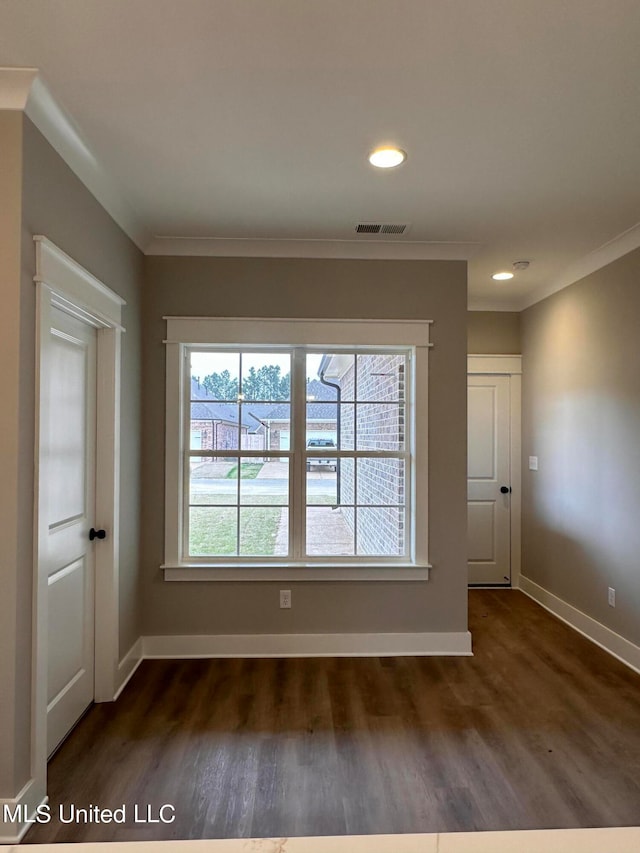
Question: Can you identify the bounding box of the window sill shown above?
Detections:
[161,563,430,582]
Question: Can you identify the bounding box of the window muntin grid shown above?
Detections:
[182,346,411,562]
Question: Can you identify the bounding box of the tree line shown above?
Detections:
[197,364,291,401]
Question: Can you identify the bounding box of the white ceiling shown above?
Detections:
[1,0,639,309]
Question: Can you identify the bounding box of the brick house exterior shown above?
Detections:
[191,377,339,456]
[320,354,406,556]
[190,378,337,458]
[190,379,266,458]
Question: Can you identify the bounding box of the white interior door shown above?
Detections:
[42,307,97,755]
[468,374,511,585]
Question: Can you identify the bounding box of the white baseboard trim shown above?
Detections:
[103,632,473,704]
[520,576,640,675]
[143,631,473,659]
[0,777,47,844]
[113,637,144,700]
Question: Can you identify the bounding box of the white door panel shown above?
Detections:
[43,308,96,755]
[468,375,511,584]
[47,561,86,700]
[48,331,88,522]
[468,386,498,479]
[468,501,496,561]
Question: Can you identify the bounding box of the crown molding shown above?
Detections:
[467,300,522,312]
[518,220,640,310]
[471,219,640,313]
[0,66,38,109]
[24,75,150,250]
[0,68,148,251]
[146,236,481,261]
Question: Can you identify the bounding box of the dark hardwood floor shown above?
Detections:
[25,590,640,843]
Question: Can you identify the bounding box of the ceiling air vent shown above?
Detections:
[355,223,408,235]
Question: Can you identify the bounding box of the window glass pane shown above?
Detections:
[306,402,353,450]
[239,458,288,505]
[189,459,238,505]
[190,352,239,401]
[190,402,240,450]
[356,458,405,506]
[356,403,405,451]
[240,403,290,451]
[241,353,291,401]
[356,354,406,402]
[183,346,413,564]
[189,506,237,556]
[306,507,355,557]
[306,458,354,505]
[239,508,288,556]
[307,353,355,402]
[357,507,405,556]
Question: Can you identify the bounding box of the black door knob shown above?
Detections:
[89,528,107,541]
[500,486,511,494]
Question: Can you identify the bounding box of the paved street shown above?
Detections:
[190,478,336,497]
[191,459,339,497]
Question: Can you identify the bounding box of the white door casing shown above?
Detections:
[468,374,511,584]
[30,236,125,841]
[467,355,522,587]
[43,308,97,755]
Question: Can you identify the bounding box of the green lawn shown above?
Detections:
[189,498,285,556]
[306,494,336,505]
[226,462,263,479]
[189,486,337,555]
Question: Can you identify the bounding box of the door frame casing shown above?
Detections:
[467,355,522,588]
[33,236,125,807]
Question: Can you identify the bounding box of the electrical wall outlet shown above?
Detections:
[608,587,616,607]
[280,589,292,609]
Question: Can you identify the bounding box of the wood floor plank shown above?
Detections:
[24,591,640,843]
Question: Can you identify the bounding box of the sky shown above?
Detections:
[190,351,323,381]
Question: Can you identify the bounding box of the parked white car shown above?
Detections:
[306,438,337,471]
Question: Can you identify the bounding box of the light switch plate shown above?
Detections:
[529,456,539,471]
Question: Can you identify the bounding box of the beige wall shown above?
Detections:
[468,310,521,354]
[522,247,640,646]
[0,115,144,800]
[21,118,144,660]
[0,111,26,797]
[142,256,468,636]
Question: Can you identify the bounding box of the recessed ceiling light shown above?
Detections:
[492,271,515,281]
[368,147,407,168]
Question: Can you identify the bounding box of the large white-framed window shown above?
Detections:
[163,318,431,581]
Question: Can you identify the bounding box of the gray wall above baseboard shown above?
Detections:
[521,246,640,648]
[142,256,468,637]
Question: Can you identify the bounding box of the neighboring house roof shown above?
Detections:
[190,377,217,401]
[245,402,285,421]
[248,379,337,420]
[306,378,337,401]
[190,377,338,426]
[191,401,261,431]
[306,403,338,420]
[250,401,336,422]
[190,380,262,431]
